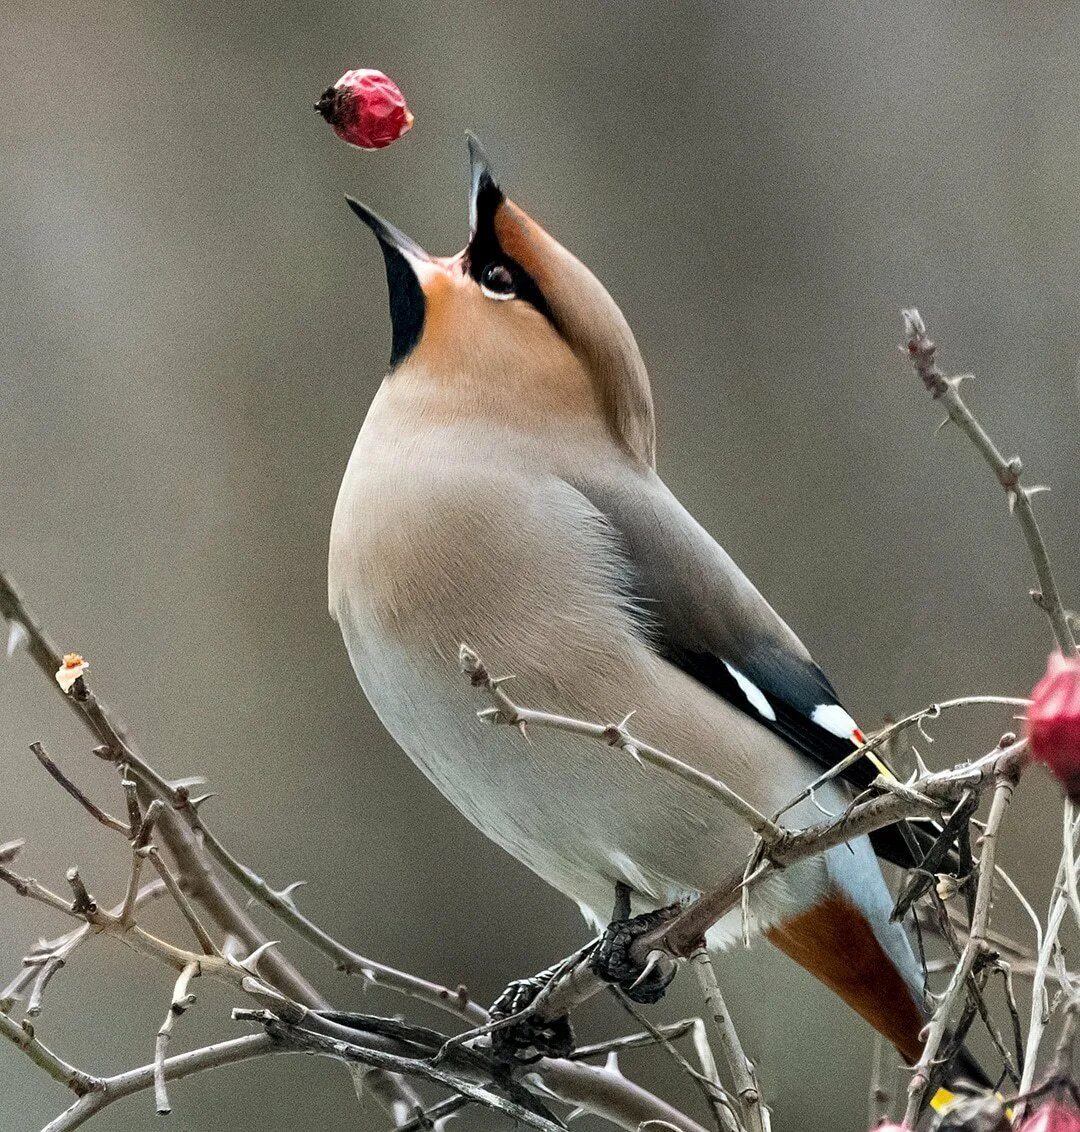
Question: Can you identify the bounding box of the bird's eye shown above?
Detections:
[480,262,515,300]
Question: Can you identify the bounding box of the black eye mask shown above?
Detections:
[466,175,554,323]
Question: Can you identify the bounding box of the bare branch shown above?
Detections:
[40,1033,282,1132]
[903,770,1018,1125]
[612,992,740,1132]
[0,1010,100,1097]
[690,948,766,1132]
[28,744,128,835]
[154,960,201,1114]
[902,309,1077,656]
[145,847,219,956]
[460,644,784,841]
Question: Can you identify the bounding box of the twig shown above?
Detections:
[1,573,712,1132]
[41,1033,282,1131]
[570,1019,700,1061]
[0,1010,100,1097]
[869,1033,892,1128]
[119,798,161,926]
[902,309,1077,656]
[154,960,201,1114]
[1019,809,1080,1097]
[690,948,766,1132]
[612,992,740,1132]
[0,570,325,1008]
[145,847,219,956]
[396,1095,471,1131]
[902,770,1017,1126]
[175,794,486,1022]
[245,1012,568,1132]
[460,644,784,842]
[776,695,1030,822]
[28,743,127,835]
[2,881,167,1017]
[501,738,1028,1034]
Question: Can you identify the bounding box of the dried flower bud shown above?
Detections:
[1018,1101,1080,1132]
[935,873,958,901]
[55,652,88,693]
[1027,653,1080,801]
[315,69,413,150]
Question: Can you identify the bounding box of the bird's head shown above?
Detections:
[346,134,655,466]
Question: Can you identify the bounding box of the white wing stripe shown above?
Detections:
[723,661,777,722]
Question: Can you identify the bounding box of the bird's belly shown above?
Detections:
[339,606,837,946]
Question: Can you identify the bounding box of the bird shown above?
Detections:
[328,135,973,1096]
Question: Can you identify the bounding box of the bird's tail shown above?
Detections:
[765,890,990,1110]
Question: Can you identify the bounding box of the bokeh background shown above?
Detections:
[2,1,1078,1129]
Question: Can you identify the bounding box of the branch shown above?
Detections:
[1,570,483,1026]
[477,690,1028,1034]
[460,645,784,841]
[902,769,1018,1125]
[1,881,166,1017]
[154,960,201,1114]
[690,949,766,1132]
[0,570,325,1008]
[0,1010,100,1098]
[40,1033,282,1132]
[902,309,1077,656]
[610,993,740,1132]
[1,573,712,1132]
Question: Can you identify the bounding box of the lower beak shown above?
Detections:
[345,196,428,369]
[345,196,431,268]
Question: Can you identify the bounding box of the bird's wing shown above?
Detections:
[569,463,923,867]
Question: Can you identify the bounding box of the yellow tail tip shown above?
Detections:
[931,1087,957,1112]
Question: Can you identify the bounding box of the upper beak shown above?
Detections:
[467,131,503,240]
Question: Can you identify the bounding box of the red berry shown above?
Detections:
[1019,1101,1080,1132]
[315,69,413,150]
[1028,653,1080,801]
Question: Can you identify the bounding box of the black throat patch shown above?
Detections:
[379,241,426,370]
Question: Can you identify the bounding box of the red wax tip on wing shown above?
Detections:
[1027,653,1080,802]
[852,727,866,745]
[315,69,413,150]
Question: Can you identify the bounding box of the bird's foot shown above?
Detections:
[487,966,575,1064]
[589,882,681,1004]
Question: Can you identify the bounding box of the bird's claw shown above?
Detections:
[589,883,681,1004]
[487,971,575,1064]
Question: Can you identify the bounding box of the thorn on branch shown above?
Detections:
[231,940,280,977]
[6,620,28,658]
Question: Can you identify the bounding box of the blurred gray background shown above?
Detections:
[2,1,1078,1129]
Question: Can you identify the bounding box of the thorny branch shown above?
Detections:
[902,308,1077,658]
[0,571,710,1132]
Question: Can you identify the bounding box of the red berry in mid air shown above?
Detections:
[1028,653,1080,802]
[315,69,413,150]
